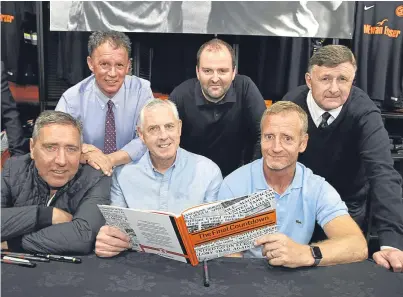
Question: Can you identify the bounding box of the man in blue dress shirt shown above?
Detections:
[218,101,368,268]
[56,31,153,176]
[94,98,223,257]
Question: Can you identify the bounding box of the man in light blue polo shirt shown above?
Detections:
[219,101,368,268]
[95,98,223,257]
[56,31,153,177]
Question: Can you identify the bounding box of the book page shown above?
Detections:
[98,205,189,263]
[182,190,277,261]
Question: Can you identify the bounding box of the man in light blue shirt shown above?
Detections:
[219,101,368,268]
[95,98,223,258]
[56,31,152,176]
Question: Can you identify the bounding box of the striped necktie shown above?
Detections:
[319,112,331,129]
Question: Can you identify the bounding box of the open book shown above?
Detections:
[98,189,277,266]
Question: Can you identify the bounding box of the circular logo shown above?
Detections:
[396,5,403,17]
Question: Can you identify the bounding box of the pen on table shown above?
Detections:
[203,260,210,287]
[35,254,82,264]
[1,252,50,262]
[1,258,36,268]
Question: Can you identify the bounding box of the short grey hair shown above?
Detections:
[308,45,357,73]
[32,111,83,143]
[88,31,131,57]
[261,101,308,135]
[137,99,180,131]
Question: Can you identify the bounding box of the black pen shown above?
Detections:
[1,252,50,262]
[35,254,82,263]
[1,258,36,268]
[203,260,210,287]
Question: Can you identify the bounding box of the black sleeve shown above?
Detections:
[357,103,403,250]
[243,77,266,162]
[20,175,112,255]
[1,159,53,241]
[1,61,28,156]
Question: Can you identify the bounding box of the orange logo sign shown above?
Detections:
[363,19,401,38]
[396,5,403,17]
[0,14,15,23]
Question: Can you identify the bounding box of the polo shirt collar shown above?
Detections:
[254,158,304,193]
[194,81,237,106]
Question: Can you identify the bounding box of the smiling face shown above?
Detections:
[196,46,236,102]
[261,111,308,174]
[138,105,182,167]
[87,41,130,98]
[30,124,81,188]
[305,62,356,111]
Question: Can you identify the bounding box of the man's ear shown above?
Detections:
[178,120,182,137]
[29,138,35,160]
[87,56,94,73]
[137,127,145,144]
[305,73,312,90]
[232,65,237,80]
[299,133,309,154]
[196,65,200,80]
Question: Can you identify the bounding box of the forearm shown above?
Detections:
[108,150,132,167]
[1,206,53,241]
[313,234,368,266]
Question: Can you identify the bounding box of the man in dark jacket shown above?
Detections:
[283,45,403,273]
[1,110,111,254]
[1,60,28,156]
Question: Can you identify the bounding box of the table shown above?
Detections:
[2,252,402,297]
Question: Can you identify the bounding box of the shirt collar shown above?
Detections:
[144,147,183,175]
[93,76,125,110]
[194,80,237,106]
[306,90,343,122]
[254,158,304,193]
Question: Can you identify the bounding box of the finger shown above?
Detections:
[87,159,101,170]
[96,238,129,251]
[268,256,285,267]
[385,253,403,273]
[95,249,122,258]
[255,234,283,246]
[102,226,131,242]
[261,242,284,257]
[373,252,391,270]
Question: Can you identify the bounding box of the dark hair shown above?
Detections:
[88,31,131,57]
[196,38,236,70]
[308,45,356,73]
[32,110,83,143]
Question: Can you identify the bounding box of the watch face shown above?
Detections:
[311,246,322,259]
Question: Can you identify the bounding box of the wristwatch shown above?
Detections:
[309,245,322,267]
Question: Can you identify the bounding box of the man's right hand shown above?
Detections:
[52,208,73,225]
[95,225,131,258]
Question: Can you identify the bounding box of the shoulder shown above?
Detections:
[346,86,379,115]
[181,148,221,174]
[297,162,338,197]
[124,75,151,91]
[224,159,260,186]
[282,85,310,103]
[2,154,32,182]
[61,75,95,100]
[170,78,198,97]
[76,164,111,186]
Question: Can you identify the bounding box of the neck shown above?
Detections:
[150,153,177,174]
[263,163,296,195]
[95,81,116,98]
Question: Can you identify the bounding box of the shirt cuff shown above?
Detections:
[380,246,399,251]
[37,206,54,230]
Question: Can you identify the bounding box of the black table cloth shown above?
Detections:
[2,252,402,297]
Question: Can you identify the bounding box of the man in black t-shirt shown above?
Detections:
[353,2,403,110]
[169,39,266,177]
[283,45,403,273]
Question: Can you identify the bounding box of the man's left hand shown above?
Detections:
[255,233,314,268]
[373,249,403,273]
